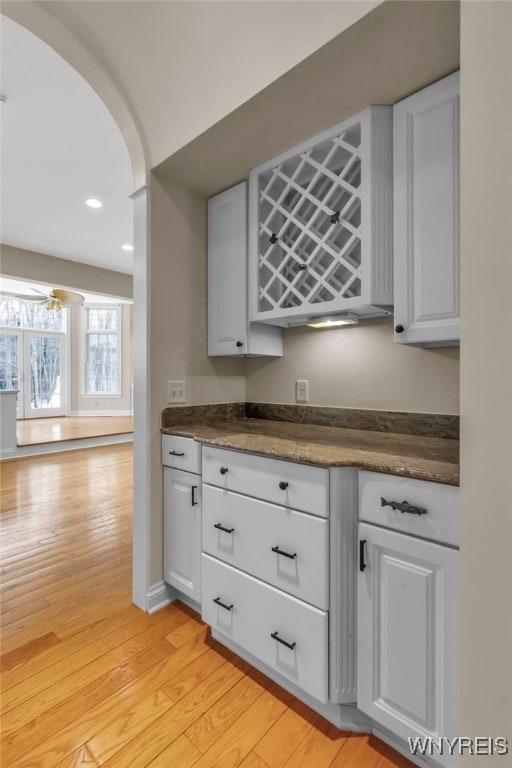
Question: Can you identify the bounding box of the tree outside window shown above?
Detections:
[84,306,121,394]
[0,297,65,407]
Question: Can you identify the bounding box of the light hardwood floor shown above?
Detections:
[17,416,133,446]
[0,444,414,768]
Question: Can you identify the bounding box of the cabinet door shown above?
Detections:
[163,467,201,604]
[249,106,393,326]
[393,72,460,347]
[208,182,248,356]
[208,183,282,357]
[357,523,458,764]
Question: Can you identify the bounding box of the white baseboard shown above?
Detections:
[69,409,132,417]
[146,582,202,616]
[0,432,133,461]
[0,447,17,458]
[146,581,174,614]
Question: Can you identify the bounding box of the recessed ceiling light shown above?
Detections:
[86,198,103,208]
[121,244,134,251]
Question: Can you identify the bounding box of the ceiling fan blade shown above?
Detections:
[51,289,85,306]
[0,291,48,302]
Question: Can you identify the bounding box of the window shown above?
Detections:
[84,305,121,395]
[0,296,65,331]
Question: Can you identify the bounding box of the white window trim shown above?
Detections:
[81,303,122,398]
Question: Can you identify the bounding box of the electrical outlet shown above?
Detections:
[167,380,186,404]
[295,379,309,403]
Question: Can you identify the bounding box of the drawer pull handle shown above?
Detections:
[271,545,296,560]
[381,497,428,516]
[271,631,296,651]
[214,522,234,534]
[191,486,198,507]
[169,451,185,457]
[219,466,229,475]
[359,539,367,572]
[213,596,233,612]
[279,481,289,490]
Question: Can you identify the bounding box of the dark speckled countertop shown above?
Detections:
[162,417,459,486]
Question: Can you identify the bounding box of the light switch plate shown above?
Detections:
[167,380,186,403]
[295,379,309,403]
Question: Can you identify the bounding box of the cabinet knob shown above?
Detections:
[395,324,405,334]
[236,341,243,348]
[220,466,228,475]
[279,481,288,490]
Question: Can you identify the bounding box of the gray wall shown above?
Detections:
[459,0,512,752]
[1,244,133,298]
[246,321,459,414]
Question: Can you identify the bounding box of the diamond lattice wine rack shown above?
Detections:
[249,106,394,327]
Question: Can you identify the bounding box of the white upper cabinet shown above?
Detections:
[207,182,282,357]
[249,106,393,327]
[393,72,460,347]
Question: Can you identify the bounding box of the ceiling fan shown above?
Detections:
[1,287,85,310]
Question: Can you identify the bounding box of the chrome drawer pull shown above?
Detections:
[219,466,229,475]
[214,522,234,534]
[279,481,289,490]
[271,545,296,560]
[213,596,233,611]
[169,451,185,457]
[271,631,296,650]
[380,497,428,516]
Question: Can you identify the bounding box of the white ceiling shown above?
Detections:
[0,15,134,274]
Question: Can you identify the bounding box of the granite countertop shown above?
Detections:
[162,417,459,486]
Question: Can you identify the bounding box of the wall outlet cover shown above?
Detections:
[167,380,186,404]
[295,379,309,403]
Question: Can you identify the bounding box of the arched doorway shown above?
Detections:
[1,6,150,610]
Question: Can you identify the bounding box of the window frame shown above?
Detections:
[82,303,122,398]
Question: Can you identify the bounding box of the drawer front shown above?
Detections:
[162,435,201,474]
[358,471,459,547]
[202,484,328,610]
[202,446,328,517]
[202,554,328,703]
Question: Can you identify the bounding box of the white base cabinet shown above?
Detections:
[202,553,328,703]
[208,182,282,357]
[357,472,459,767]
[393,72,460,347]
[163,466,202,604]
[201,446,358,714]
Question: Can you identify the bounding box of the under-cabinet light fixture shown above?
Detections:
[86,198,103,208]
[307,313,359,329]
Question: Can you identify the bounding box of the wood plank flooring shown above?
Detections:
[0,444,415,768]
[17,416,133,446]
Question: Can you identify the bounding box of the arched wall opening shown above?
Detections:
[1,4,151,610]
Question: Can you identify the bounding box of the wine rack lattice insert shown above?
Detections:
[257,123,362,313]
